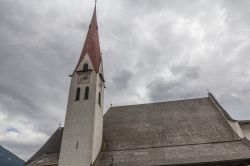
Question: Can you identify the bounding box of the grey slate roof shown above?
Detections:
[103,97,239,151]
[94,139,250,166]
[94,97,250,165]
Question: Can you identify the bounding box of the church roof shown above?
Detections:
[26,95,250,166]
[94,139,250,166]
[103,97,239,150]
[74,5,102,73]
[93,96,250,165]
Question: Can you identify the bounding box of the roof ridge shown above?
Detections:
[109,96,209,109]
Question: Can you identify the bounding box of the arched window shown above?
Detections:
[83,63,88,71]
[98,92,101,107]
[84,87,89,100]
[75,87,80,101]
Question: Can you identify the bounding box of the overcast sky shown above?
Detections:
[0,0,250,161]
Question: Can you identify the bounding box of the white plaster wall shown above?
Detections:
[240,123,250,140]
[91,62,104,163]
[59,54,104,166]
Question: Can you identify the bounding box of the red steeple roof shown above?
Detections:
[74,5,102,73]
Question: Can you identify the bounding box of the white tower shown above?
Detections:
[59,5,104,166]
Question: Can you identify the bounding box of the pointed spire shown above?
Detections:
[74,4,102,73]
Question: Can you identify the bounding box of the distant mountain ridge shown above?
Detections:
[0,145,24,166]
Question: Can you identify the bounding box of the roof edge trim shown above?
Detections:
[208,93,236,122]
[208,93,245,139]
[239,120,250,124]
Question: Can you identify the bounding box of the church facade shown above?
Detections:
[25,5,250,166]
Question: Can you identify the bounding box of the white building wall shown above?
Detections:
[59,54,104,166]
[91,62,104,163]
[240,123,250,140]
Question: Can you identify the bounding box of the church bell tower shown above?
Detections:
[59,5,104,166]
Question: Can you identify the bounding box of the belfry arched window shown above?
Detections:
[75,87,80,101]
[98,92,101,107]
[84,87,89,100]
[83,63,88,71]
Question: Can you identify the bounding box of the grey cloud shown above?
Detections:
[112,70,133,90]
[0,84,39,118]
[170,66,200,80]
[0,139,41,160]
[147,66,201,102]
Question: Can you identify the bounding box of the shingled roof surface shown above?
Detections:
[94,139,250,166]
[93,97,250,165]
[103,97,239,150]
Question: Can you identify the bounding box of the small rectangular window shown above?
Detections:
[84,87,89,100]
[98,92,101,107]
[75,88,80,101]
[83,63,88,71]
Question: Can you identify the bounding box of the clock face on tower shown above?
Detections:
[77,73,90,84]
